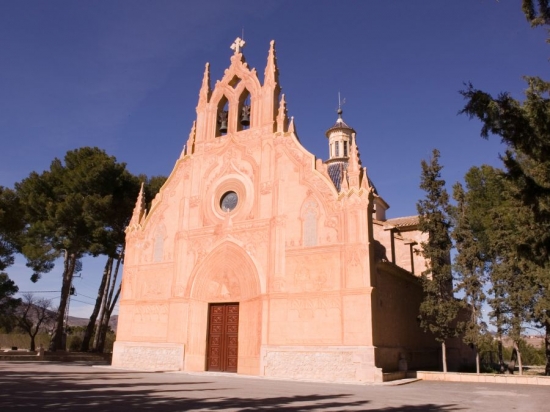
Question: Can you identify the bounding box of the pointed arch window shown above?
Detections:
[237,89,251,131]
[216,96,229,137]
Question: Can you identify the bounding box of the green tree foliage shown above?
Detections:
[0,273,20,332]
[0,187,23,332]
[459,1,550,376]
[0,186,24,272]
[417,149,461,372]
[463,166,537,374]
[522,0,550,27]
[80,171,140,352]
[81,175,166,352]
[461,74,550,375]
[452,182,488,374]
[15,147,138,351]
[140,175,168,206]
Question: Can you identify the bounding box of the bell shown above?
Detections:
[241,105,250,126]
[218,110,228,133]
[219,120,228,134]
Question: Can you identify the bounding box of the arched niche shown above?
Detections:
[300,196,321,247]
[153,223,167,262]
[188,241,261,302]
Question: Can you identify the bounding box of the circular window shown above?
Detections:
[220,191,238,212]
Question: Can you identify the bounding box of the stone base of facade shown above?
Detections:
[260,345,383,383]
[112,341,185,371]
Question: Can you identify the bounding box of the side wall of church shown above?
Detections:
[371,262,440,371]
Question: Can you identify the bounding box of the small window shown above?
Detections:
[220,191,238,212]
[343,141,348,157]
[335,142,339,157]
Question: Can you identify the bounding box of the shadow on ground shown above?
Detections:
[0,363,463,411]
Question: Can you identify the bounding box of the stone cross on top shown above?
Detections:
[231,37,246,54]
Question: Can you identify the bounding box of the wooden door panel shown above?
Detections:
[207,305,224,371]
[207,303,239,372]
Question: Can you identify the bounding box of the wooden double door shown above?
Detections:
[207,303,239,372]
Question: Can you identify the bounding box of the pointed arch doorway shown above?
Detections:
[207,303,239,372]
[186,241,262,375]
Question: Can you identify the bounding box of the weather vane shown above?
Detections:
[337,92,346,114]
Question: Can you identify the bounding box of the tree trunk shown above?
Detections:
[97,250,123,352]
[497,333,505,373]
[49,252,76,351]
[475,347,480,374]
[81,258,111,352]
[513,341,523,375]
[29,318,44,352]
[92,259,112,352]
[442,341,447,373]
[545,320,550,376]
[97,283,121,352]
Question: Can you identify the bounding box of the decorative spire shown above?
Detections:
[197,63,211,108]
[288,116,295,134]
[361,167,369,190]
[341,170,349,192]
[276,94,288,133]
[181,121,196,157]
[347,132,361,188]
[128,183,146,230]
[348,133,360,172]
[264,40,279,87]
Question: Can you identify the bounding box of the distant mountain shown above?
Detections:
[67,315,118,333]
[15,303,118,334]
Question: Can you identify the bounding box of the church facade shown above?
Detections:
[112,38,460,382]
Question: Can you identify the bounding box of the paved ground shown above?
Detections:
[0,362,548,411]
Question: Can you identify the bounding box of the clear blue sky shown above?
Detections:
[1,1,548,318]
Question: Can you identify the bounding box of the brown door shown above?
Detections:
[207,303,239,372]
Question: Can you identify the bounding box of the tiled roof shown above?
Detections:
[325,118,356,136]
[384,215,419,228]
[326,161,378,194]
[327,161,347,192]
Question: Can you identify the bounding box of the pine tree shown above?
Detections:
[460,2,550,374]
[0,186,23,273]
[0,273,20,332]
[15,147,137,351]
[461,76,550,375]
[417,149,461,372]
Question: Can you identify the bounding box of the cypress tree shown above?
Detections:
[417,149,461,372]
